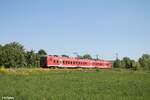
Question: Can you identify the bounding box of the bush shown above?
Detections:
[1,42,26,68]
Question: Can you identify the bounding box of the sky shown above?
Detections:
[0,0,150,60]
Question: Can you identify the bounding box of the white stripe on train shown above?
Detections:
[47,64,109,68]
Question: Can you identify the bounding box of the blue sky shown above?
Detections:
[0,0,150,60]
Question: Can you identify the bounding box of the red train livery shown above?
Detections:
[40,55,112,68]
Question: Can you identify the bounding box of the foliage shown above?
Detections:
[0,42,150,70]
[122,57,132,68]
[113,59,122,68]
[82,54,92,59]
[61,54,69,57]
[139,54,150,70]
[113,57,140,70]
[0,42,26,68]
[25,50,39,67]
[77,54,92,59]
[38,49,47,56]
[0,42,48,68]
[131,60,140,71]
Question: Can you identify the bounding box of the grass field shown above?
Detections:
[0,68,150,100]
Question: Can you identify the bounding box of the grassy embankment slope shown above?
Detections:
[0,68,150,100]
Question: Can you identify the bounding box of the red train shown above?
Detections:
[40,55,112,68]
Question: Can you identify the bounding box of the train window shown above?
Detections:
[67,61,69,64]
[71,61,72,64]
[54,60,56,63]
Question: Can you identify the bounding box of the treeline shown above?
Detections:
[0,42,94,68]
[113,55,150,70]
[0,42,150,70]
[0,42,47,68]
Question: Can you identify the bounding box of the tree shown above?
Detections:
[82,54,92,59]
[25,50,37,67]
[139,54,150,70]
[61,54,69,57]
[2,42,26,68]
[122,57,132,69]
[131,60,140,70]
[77,55,83,59]
[113,59,122,68]
[38,49,47,56]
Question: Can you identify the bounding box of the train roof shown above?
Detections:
[47,55,109,62]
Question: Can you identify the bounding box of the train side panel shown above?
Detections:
[41,56,112,68]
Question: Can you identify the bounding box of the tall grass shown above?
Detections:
[0,68,150,100]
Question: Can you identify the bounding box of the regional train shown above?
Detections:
[40,55,112,68]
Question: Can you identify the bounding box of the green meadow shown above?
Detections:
[0,68,150,100]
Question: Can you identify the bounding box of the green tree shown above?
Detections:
[2,42,26,68]
[139,54,150,70]
[131,60,140,70]
[122,57,132,69]
[77,55,83,59]
[35,53,40,67]
[61,54,69,57]
[113,59,122,68]
[82,54,92,59]
[38,49,47,56]
[25,50,37,67]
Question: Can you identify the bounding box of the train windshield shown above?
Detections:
[40,56,47,67]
